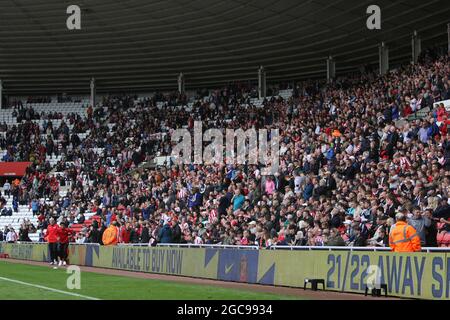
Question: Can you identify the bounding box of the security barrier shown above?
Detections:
[0,242,448,300]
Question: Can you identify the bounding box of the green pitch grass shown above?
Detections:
[0,261,302,300]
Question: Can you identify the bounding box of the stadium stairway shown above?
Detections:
[0,100,98,241]
[248,89,293,108]
[0,187,99,243]
[0,190,40,242]
[0,101,89,125]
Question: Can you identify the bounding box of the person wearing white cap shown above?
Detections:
[294,231,305,246]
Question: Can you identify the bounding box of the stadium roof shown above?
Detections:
[0,0,449,94]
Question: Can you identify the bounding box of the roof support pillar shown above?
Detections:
[448,23,450,55]
[258,66,266,99]
[379,42,389,75]
[411,30,421,64]
[90,77,96,108]
[326,56,335,83]
[177,72,185,94]
[0,79,3,109]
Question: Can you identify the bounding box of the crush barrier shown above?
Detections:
[0,242,448,300]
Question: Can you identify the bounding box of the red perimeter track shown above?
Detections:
[4,258,400,300]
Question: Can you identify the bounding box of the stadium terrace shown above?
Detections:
[0,47,448,253]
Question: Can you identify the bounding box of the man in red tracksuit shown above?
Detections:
[57,222,72,266]
[45,218,60,265]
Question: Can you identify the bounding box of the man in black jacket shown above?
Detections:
[385,195,398,218]
[443,138,450,170]
[140,221,150,244]
[330,208,342,229]
[325,171,337,195]
[87,220,101,244]
[130,224,140,243]
[352,226,367,247]
[18,224,30,242]
[424,208,438,247]
[172,220,182,243]
[218,191,230,217]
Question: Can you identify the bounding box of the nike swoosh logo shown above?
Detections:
[225,264,234,274]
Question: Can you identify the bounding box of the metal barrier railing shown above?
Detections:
[128,243,260,250]
[9,241,450,253]
[154,244,450,253]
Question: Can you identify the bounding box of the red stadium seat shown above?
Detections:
[69,224,83,234]
[437,232,450,247]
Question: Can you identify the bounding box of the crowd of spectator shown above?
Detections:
[0,47,449,249]
[0,219,36,243]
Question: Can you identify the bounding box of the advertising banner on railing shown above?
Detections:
[0,242,47,261]
[0,243,448,300]
[257,250,449,300]
[0,162,32,177]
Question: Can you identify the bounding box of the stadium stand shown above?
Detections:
[0,47,449,248]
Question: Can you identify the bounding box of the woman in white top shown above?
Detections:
[6,229,18,243]
[3,181,11,198]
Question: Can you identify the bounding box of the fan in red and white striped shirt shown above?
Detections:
[399,156,411,171]
[208,209,218,224]
[177,187,188,199]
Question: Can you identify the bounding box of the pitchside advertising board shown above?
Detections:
[1,243,449,300]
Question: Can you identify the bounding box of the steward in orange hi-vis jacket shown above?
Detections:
[102,221,119,246]
[389,213,421,252]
